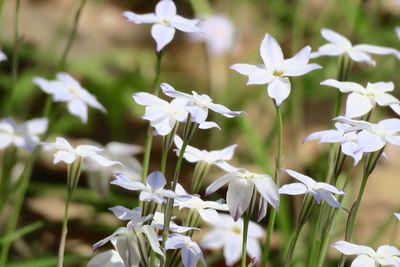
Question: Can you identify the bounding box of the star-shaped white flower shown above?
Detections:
[332,240,400,267]
[321,79,400,118]
[123,0,201,52]
[47,137,121,167]
[132,92,189,136]
[231,33,321,106]
[311,28,400,66]
[304,122,363,165]
[206,169,279,221]
[111,171,186,204]
[160,83,243,126]
[334,116,400,153]
[166,234,206,267]
[0,117,48,151]
[279,169,345,208]
[33,73,106,123]
[201,214,264,266]
[174,135,238,172]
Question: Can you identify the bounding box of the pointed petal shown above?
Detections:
[109,206,142,221]
[198,209,221,224]
[347,50,375,65]
[230,64,273,85]
[246,237,261,263]
[284,63,322,77]
[317,43,345,56]
[284,169,316,189]
[375,93,399,106]
[147,171,166,191]
[151,24,175,52]
[320,79,365,93]
[252,175,279,210]
[67,99,88,123]
[354,44,400,58]
[357,130,385,153]
[331,240,375,256]
[227,179,254,221]
[321,28,352,48]
[132,92,166,106]
[123,11,157,24]
[170,16,200,33]
[267,78,291,106]
[111,173,147,191]
[315,190,342,208]
[223,235,242,266]
[90,154,122,167]
[141,225,165,259]
[351,255,376,267]
[345,93,373,118]
[205,172,236,195]
[54,151,76,164]
[260,34,284,70]
[278,183,308,195]
[116,235,141,267]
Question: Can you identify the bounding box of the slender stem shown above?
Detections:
[261,105,283,267]
[241,213,250,267]
[284,224,302,267]
[57,188,73,267]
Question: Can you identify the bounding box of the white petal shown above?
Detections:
[351,255,376,267]
[0,50,7,62]
[375,93,399,106]
[357,130,385,153]
[345,93,373,118]
[93,227,126,251]
[0,134,13,149]
[122,11,157,24]
[267,78,291,106]
[198,121,220,130]
[198,209,220,224]
[252,175,279,210]
[170,16,200,33]
[260,34,284,70]
[246,237,261,263]
[354,44,400,57]
[376,256,400,267]
[201,229,225,248]
[160,83,190,99]
[284,169,316,189]
[284,63,322,77]
[111,173,147,191]
[227,178,254,221]
[315,190,342,208]
[317,43,345,56]
[141,225,165,258]
[132,92,166,106]
[321,79,365,93]
[109,206,141,221]
[67,99,88,123]
[223,234,242,266]
[278,183,308,195]
[90,154,121,167]
[80,90,106,113]
[24,118,48,135]
[208,103,243,118]
[181,247,203,267]
[378,118,400,132]
[155,0,176,17]
[54,150,76,164]
[151,24,175,52]
[321,28,352,49]
[116,235,141,267]
[207,144,237,162]
[230,64,273,85]
[87,249,124,267]
[206,172,237,195]
[347,50,375,65]
[33,77,65,95]
[331,240,375,256]
[391,104,400,116]
[185,106,208,124]
[147,171,166,191]
[376,245,400,257]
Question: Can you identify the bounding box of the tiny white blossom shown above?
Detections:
[47,137,121,167]
[279,169,345,208]
[206,169,279,221]
[332,240,400,267]
[231,33,321,106]
[166,234,206,267]
[311,28,400,66]
[132,92,188,136]
[0,117,48,151]
[174,135,238,172]
[123,0,201,52]
[161,83,243,126]
[33,73,106,123]
[321,79,400,118]
[201,214,264,266]
[0,50,7,62]
[304,122,363,165]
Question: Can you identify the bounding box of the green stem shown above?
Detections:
[284,224,302,267]
[261,105,283,267]
[241,213,250,267]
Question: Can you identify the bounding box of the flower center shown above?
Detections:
[273,70,284,77]
[232,226,241,234]
[160,18,171,26]
[67,86,80,97]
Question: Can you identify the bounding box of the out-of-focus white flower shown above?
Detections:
[311,28,400,66]
[201,214,264,266]
[332,240,400,267]
[0,117,48,151]
[111,171,185,204]
[132,92,189,136]
[84,141,142,197]
[396,27,400,40]
[160,83,243,126]
[0,50,7,62]
[33,73,106,123]
[175,184,228,224]
[123,0,201,52]
[206,169,279,221]
[321,79,400,118]
[166,234,206,267]
[334,116,400,153]
[279,169,345,208]
[304,122,363,165]
[46,137,121,167]
[231,33,321,106]
[190,14,235,55]
[395,213,400,221]
[174,135,238,172]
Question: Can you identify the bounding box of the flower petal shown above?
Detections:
[230,64,273,85]
[278,183,308,195]
[123,11,157,24]
[283,169,316,189]
[223,234,242,266]
[345,93,373,118]
[111,173,147,191]
[260,34,284,70]
[205,172,236,195]
[67,99,88,123]
[151,24,175,52]
[155,0,176,17]
[267,78,291,106]
[320,79,365,93]
[170,15,200,33]
[331,240,375,256]
[252,175,279,210]
[54,150,76,164]
[321,28,352,49]
[147,171,166,191]
[227,178,254,221]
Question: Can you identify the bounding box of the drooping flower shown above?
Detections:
[123,0,201,52]
[46,137,121,167]
[174,135,238,172]
[311,28,400,66]
[231,33,321,106]
[279,169,345,208]
[304,122,363,165]
[165,234,206,267]
[33,72,106,123]
[332,240,400,267]
[201,214,264,266]
[0,117,48,151]
[321,79,400,118]
[175,184,229,224]
[206,168,279,221]
[160,83,243,125]
[132,92,189,135]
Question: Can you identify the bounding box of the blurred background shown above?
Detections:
[0,0,399,266]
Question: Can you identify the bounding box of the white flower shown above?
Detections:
[190,14,235,55]
[201,214,264,266]
[160,83,243,126]
[0,117,48,151]
[334,116,400,153]
[396,27,400,40]
[231,33,321,106]
[151,211,195,233]
[123,0,201,52]
[332,240,400,267]
[174,135,238,172]
[175,184,229,224]
[47,137,121,167]
[311,28,400,66]
[395,213,400,221]
[0,50,7,62]
[206,169,279,221]
[132,92,189,136]
[88,241,124,267]
[321,79,400,118]
[279,169,345,208]
[304,122,363,165]
[33,72,106,123]
[166,234,206,267]
[111,171,185,204]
